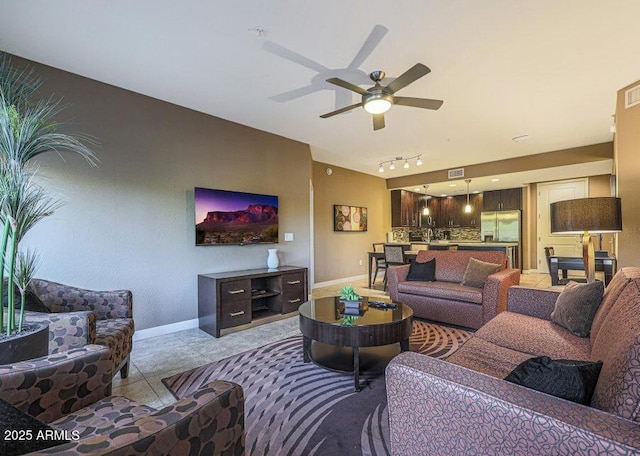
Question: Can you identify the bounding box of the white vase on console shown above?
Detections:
[267,248,279,269]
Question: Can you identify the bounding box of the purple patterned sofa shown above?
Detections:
[27,279,135,379]
[0,345,245,455]
[386,267,640,454]
[387,250,521,329]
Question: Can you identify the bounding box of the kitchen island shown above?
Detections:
[409,241,519,269]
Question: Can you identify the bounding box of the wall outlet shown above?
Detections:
[284,232,294,242]
[358,259,363,266]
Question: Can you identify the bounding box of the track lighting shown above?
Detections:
[376,154,423,172]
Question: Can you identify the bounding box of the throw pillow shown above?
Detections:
[406,259,436,282]
[461,257,502,288]
[504,356,603,405]
[551,280,604,337]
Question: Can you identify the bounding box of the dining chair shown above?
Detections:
[372,242,387,285]
[383,244,407,291]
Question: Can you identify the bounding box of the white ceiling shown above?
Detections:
[0,1,637,189]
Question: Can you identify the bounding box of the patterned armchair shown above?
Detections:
[28,279,135,379]
[0,346,245,455]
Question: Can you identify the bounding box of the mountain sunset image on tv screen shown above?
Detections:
[195,187,279,245]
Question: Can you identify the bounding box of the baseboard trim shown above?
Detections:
[134,318,199,341]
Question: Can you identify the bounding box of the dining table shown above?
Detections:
[367,250,418,288]
[549,255,617,286]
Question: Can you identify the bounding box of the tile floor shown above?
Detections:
[113,272,554,407]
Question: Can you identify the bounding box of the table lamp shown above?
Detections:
[550,197,622,283]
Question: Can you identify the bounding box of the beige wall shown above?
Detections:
[17,57,312,331]
[312,162,390,283]
[616,80,640,268]
[387,143,613,189]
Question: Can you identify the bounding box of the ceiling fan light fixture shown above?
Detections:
[378,164,384,173]
[363,93,393,114]
[403,159,410,169]
[416,156,423,166]
[389,161,395,170]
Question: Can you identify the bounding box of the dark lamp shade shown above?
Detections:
[550,197,622,234]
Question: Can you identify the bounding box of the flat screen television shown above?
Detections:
[195,187,278,245]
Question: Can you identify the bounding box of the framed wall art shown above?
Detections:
[334,205,367,232]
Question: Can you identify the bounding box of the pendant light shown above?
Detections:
[464,179,472,213]
[423,185,430,215]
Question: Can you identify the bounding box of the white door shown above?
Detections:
[537,179,588,273]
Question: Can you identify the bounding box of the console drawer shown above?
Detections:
[220,279,251,303]
[220,300,251,328]
[281,272,306,313]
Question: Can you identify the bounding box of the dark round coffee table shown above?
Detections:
[299,296,413,391]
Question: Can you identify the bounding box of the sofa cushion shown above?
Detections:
[415,250,507,283]
[461,258,502,288]
[505,356,603,405]
[551,280,604,337]
[589,270,640,421]
[446,336,534,378]
[475,312,592,360]
[590,272,634,346]
[397,281,483,304]
[406,259,436,282]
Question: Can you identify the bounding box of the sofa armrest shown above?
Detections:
[36,380,245,455]
[0,345,112,423]
[482,268,520,323]
[32,279,133,320]
[387,264,411,302]
[507,286,561,320]
[386,352,640,455]
[24,310,97,353]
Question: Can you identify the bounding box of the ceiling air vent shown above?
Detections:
[625,84,640,109]
[448,168,464,179]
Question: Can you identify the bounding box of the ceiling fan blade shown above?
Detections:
[269,85,321,102]
[348,24,389,69]
[394,97,444,110]
[373,114,385,130]
[326,77,369,96]
[320,102,362,118]
[263,41,329,73]
[386,63,431,94]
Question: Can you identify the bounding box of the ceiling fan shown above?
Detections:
[320,63,443,130]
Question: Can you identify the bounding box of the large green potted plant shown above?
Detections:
[0,52,97,363]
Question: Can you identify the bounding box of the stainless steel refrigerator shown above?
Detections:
[481,210,521,268]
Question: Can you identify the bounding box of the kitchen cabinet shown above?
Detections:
[391,190,421,227]
[482,188,522,211]
[461,193,483,226]
[422,196,438,226]
[437,196,456,227]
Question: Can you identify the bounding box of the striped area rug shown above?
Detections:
[162,320,471,456]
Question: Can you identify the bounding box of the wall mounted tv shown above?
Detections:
[195,187,278,246]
